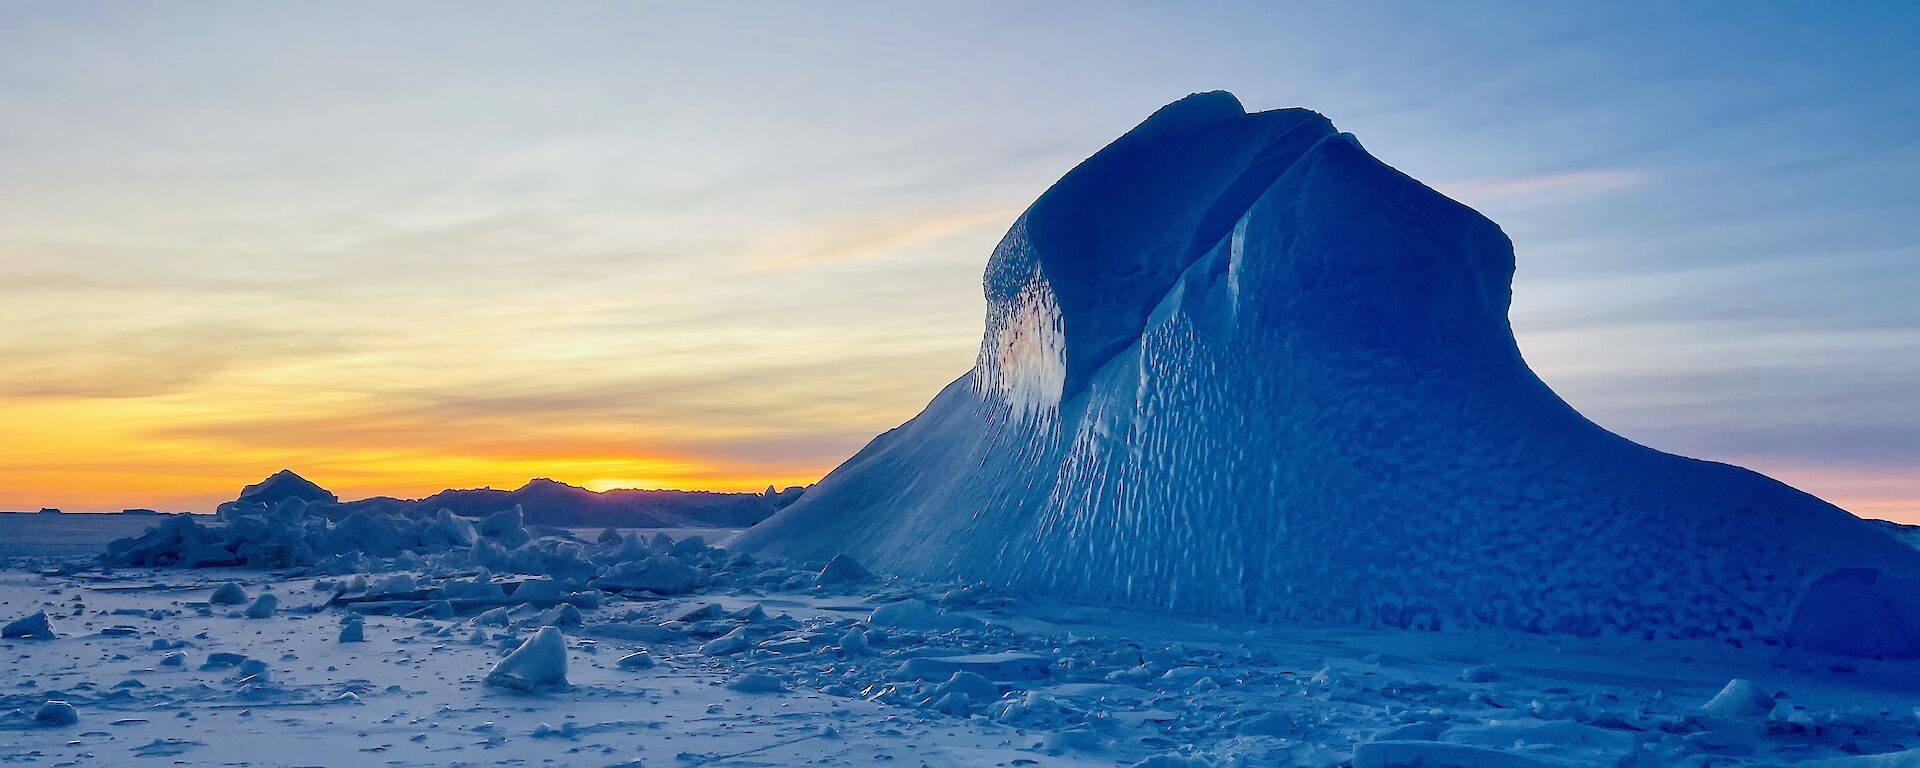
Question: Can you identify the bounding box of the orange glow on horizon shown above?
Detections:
[0,391,840,513]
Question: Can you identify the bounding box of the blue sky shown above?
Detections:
[1,2,1916,519]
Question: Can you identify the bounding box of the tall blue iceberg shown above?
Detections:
[736,92,1920,651]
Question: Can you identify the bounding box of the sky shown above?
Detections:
[1,2,1916,520]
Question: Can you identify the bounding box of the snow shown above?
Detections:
[735,90,1920,653]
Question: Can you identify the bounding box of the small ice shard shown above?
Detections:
[485,626,569,692]
[1700,678,1775,718]
[244,593,278,619]
[345,575,368,592]
[339,620,365,643]
[159,651,187,666]
[332,691,361,704]
[209,582,248,605]
[3,610,56,639]
[1460,664,1501,683]
[725,673,785,694]
[815,554,872,586]
[33,700,79,727]
[699,626,752,656]
[474,606,511,626]
[617,650,656,669]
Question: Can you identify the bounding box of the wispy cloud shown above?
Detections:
[1432,169,1651,206]
[739,206,1018,274]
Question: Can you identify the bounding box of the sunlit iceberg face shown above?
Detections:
[975,223,1066,424]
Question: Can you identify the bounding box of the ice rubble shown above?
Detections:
[735,90,1920,651]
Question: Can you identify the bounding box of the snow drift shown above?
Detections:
[736,91,1920,649]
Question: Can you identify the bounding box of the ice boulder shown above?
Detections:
[815,554,872,586]
[1699,678,1774,719]
[485,626,569,692]
[734,91,1920,649]
[244,593,278,619]
[3,610,56,640]
[33,700,79,727]
[208,582,248,605]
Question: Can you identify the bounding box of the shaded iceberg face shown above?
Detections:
[736,91,1920,652]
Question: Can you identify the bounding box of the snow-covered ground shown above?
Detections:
[5,515,1920,767]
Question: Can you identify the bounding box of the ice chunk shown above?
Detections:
[894,652,1049,682]
[1132,755,1214,768]
[33,700,79,727]
[593,558,699,594]
[244,593,278,619]
[3,610,56,639]
[1699,678,1774,718]
[699,626,752,656]
[339,618,365,643]
[930,691,971,716]
[485,626,569,692]
[1353,741,1565,768]
[1801,749,1920,767]
[725,673,785,694]
[869,599,983,631]
[208,582,248,605]
[935,671,997,702]
[839,626,872,655]
[1460,664,1501,683]
[815,554,872,586]
[617,650,656,669]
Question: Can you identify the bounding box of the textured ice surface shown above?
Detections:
[736,91,1920,649]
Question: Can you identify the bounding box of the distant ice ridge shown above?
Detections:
[735,91,1920,651]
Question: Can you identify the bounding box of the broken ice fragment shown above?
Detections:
[244,593,278,619]
[725,673,785,694]
[3,610,56,639]
[209,582,247,605]
[815,554,872,586]
[484,626,569,692]
[1699,678,1775,719]
[33,700,79,727]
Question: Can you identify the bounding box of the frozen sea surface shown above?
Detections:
[6,545,1920,767]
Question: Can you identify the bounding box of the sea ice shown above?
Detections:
[485,626,569,692]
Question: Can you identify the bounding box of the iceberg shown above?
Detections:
[736,91,1920,650]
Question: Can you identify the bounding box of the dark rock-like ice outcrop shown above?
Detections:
[736,91,1920,651]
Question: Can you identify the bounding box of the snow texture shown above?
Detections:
[736,91,1920,651]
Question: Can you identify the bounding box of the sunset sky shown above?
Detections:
[3,3,1917,520]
